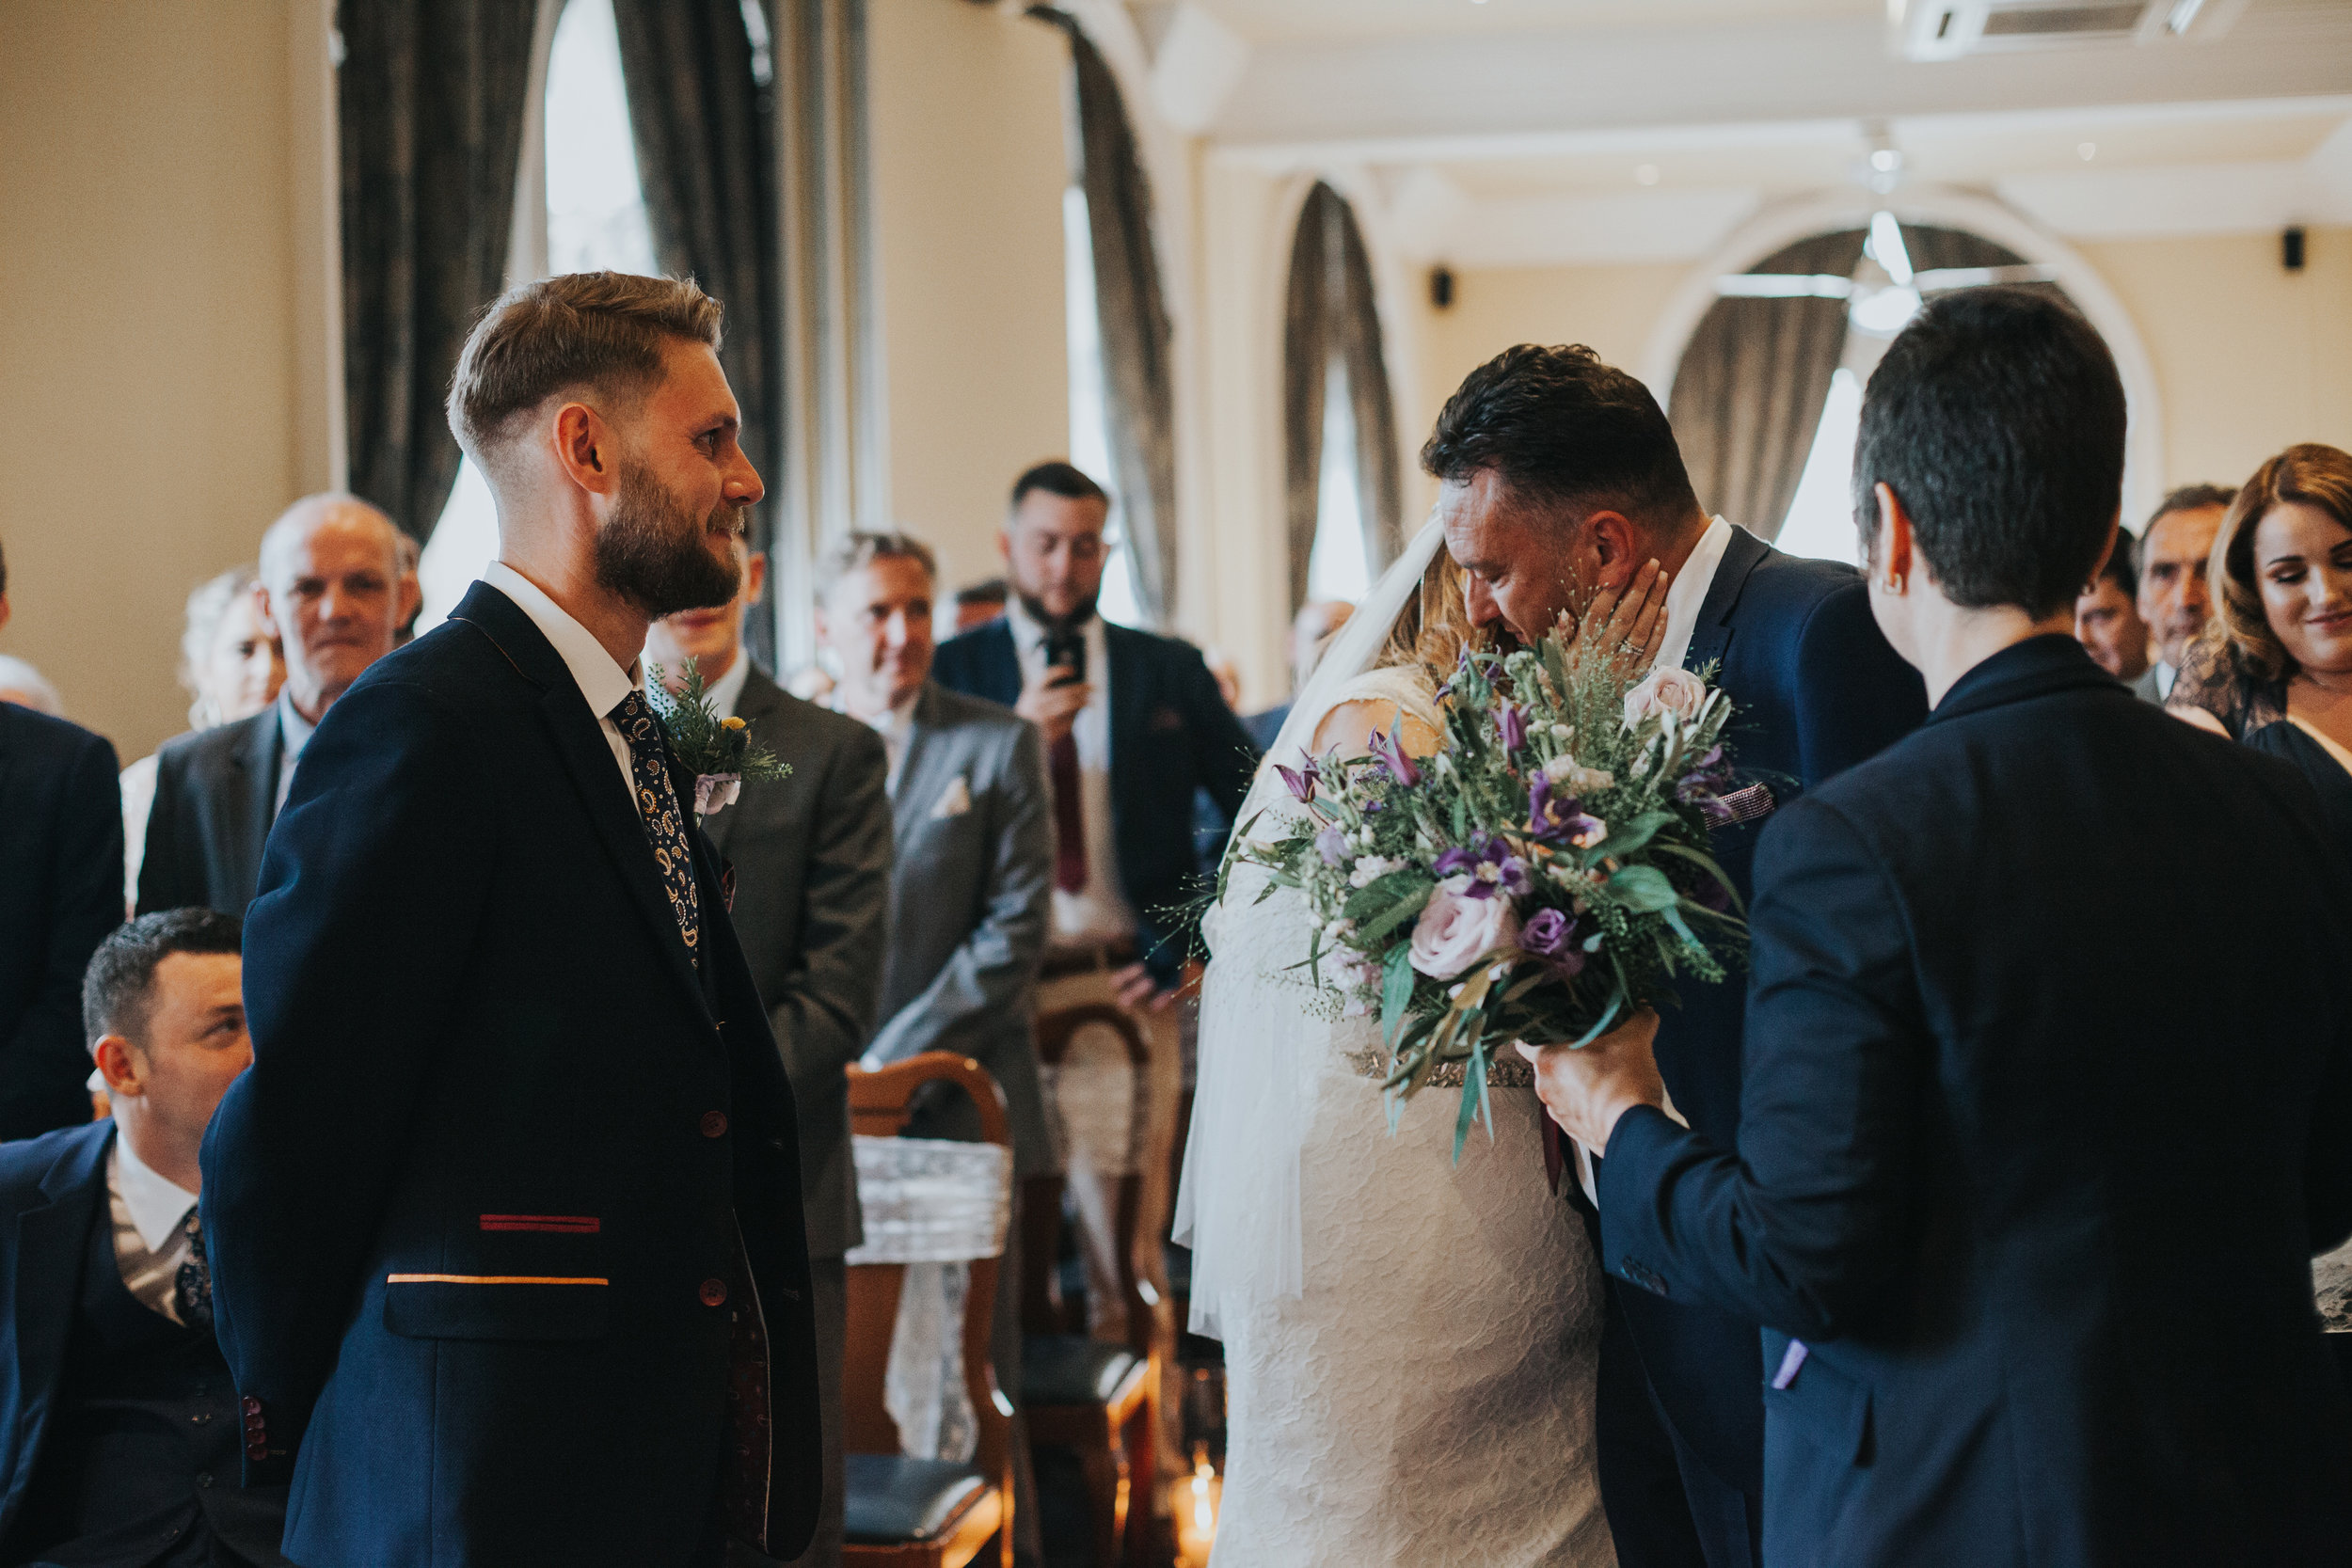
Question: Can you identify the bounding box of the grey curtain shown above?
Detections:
[338,0,540,545]
[612,0,782,670]
[1666,228,1867,542]
[1034,9,1178,626]
[1282,182,1404,615]
[1904,223,2074,309]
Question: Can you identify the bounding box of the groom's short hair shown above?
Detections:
[1420,344,1699,532]
[447,272,723,474]
[1852,287,2124,620]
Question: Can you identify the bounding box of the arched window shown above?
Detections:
[415,0,658,633]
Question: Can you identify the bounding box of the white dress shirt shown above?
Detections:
[274,689,319,816]
[2154,660,2178,701]
[1004,599,1135,945]
[110,1133,199,1322]
[1653,515,1737,676]
[482,562,644,815]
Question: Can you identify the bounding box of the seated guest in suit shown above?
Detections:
[2169,443,2352,863]
[945,577,1009,638]
[647,533,892,1568]
[2132,483,2233,704]
[818,531,1054,1564]
[1530,288,2352,1566]
[0,909,290,1568]
[930,461,1258,1354]
[137,498,416,919]
[1242,598,1354,751]
[2072,529,2150,684]
[0,541,124,1138]
[123,569,285,911]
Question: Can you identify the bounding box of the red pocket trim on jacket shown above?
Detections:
[478,1214,601,1233]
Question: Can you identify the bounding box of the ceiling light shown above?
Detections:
[1868,210,1915,287]
[2077,141,2097,160]
[1869,149,1901,173]
[1635,164,1661,186]
[1851,285,1922,336]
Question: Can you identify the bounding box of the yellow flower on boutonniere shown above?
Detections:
[722,716,747,732]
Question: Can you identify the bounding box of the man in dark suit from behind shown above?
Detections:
[1533,289,2352,1566]
[644,534,893,1568]
[199,272,821,1566]
[1427,345,1926,1568]
[137,496,417,920]
[0,910,291,1568]
[0,539,124,1138]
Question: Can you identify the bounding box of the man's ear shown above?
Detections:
[996,529,1014,569]
[1585,511,1640,589]
[395,571,422,627]
[0,591,10,635]
[552,403,622,498]
[744,551,769,607]
[1873,483,1915,592]
[93,1036,143,1097]
[253,580,282,641]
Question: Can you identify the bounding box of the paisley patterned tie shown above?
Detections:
[610,691,702,964]
[176,1208,213,1330]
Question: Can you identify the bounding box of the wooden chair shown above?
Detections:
[1024,1004,1159,1568]
[842,1053,1015,1568]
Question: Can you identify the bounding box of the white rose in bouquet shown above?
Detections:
[1407,879,1520,981]
[1623,665,1708,727]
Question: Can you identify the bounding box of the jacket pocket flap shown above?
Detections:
[384,1275,609,1342]
[1763,1344,1871,1465]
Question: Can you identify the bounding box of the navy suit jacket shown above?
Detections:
[137,708,278,921]
[1614,526,1926,1490]
[930,618,1259,983]
[1600,637,2352,1567]
[0,703,121,1139]
[199,581,820,1567]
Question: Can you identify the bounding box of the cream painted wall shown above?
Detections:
[0,0,308,762]
[865,0,1072,601]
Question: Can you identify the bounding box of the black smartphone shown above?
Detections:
[1044,628,1087,688]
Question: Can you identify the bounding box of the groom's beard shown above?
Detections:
[1015,587,1098,639]
[595,458,744,619]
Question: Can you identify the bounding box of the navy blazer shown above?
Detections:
[137,707,279,921]
[0,703,121,1139]
[1601,636,2352,1567]
[930,617,1259,983]
[1615,526,1927,1490]
[199,581,820,1567]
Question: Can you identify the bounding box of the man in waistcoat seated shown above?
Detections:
[0,909,288,1568]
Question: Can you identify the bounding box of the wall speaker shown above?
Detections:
[2283,227,2307,273]
[1430,266,1455,309]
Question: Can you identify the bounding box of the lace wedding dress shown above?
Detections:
[1179,655,1615,1568]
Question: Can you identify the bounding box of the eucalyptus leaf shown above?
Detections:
[1381,942,1418,1049]
[1607,864,1681,913]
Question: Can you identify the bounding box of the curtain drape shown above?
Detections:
[1281,182,1404,614]
[338,0,540,546]
[1666,228,1867,543]
[1034,9,1178,627]
[1903,224,2073,309]
[611,0,783,671]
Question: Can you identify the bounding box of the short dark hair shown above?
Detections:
[1009,461,1110,514]
[1420,343,1700,531]
[83,910,243,1051]
[954,578,1008,610]
[2147,483,2236,535]
[1851,288,2125,619]
[2093,530,2137,596]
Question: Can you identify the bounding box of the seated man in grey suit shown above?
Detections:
[644,532,891,1568]
[137,496,416,919]
[815,531,1055,1568]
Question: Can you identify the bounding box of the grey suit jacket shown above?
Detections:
[137,707,279,919]
[712,664,893,1259]
[866,682,1056,1176]
[2133,663,2166,704]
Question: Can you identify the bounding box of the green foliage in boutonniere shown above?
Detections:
[646,659,790,819]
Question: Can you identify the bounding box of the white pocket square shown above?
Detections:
[930,776,973,819]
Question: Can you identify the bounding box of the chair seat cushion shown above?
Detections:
[843,1453,989,1544]
[1022,1334,1141,1405]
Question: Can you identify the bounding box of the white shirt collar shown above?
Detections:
[111,1130,199,1254]
[2155,659,2177,700]
[277,687,318,765]
[834,686,919,738]
[702,647,753,721]
[482,562,640,721]
[1654,515,1737,675]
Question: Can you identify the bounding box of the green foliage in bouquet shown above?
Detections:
[1224,634,1747,1158]
[645,659,791,787]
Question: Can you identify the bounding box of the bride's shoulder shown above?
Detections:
[1311,664,1444,758]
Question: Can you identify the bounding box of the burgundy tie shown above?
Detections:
[1051,731,1087,894]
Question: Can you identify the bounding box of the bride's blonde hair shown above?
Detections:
[1374,549,1475,679]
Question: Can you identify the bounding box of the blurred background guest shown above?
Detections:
[2074,532,2151,685]
[0,539,123,1140]
[946,576,1009,639]
[120,568,284,911]
[1243,598,1356,751]
[2134,483,2233,703]
[0,911,286,1568]
[136,495,414,920]
[647,534,891,1568]
[2169,443,2352,858]
[0,655,63,715]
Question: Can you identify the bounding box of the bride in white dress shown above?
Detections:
[1175,521,1661,1567]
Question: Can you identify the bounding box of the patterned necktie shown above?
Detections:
[609,691,703,963]
[176,1208,213,1331]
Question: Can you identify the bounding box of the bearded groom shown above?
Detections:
[199,273,820,1567]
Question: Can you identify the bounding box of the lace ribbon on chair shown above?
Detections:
[846,1135,1012,1464]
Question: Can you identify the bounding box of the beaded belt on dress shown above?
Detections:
[1344,1046,1534,1087]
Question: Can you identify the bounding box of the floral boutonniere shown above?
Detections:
[646,659,791,822]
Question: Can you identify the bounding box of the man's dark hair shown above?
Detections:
[1009,461,1110,513]
[954,578,1009,610]
[2147,483,2236,534]
[1851,288,2126,618]
[83,910,243,1050]
[1419,343,1700,531]
[2093,530,2137,596]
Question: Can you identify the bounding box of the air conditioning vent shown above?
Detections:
[1896,0,2240,59]
[1979,3,2145,37]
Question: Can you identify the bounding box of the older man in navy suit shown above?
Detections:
[1531,290,2352,1565]
[1427,344,1925,1568]
[199,273,820,1567]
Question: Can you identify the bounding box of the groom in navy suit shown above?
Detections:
[199,273,819,1567]
[1426,344,1926,1568]
[1529,290,2352,1564]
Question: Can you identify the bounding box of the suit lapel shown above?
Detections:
[235,710,282,897]
[1682,526,1772,676]
[713,671,793,860]
[979,622,1023,709]
[5,1126,109,1521]
[891,686,949,848]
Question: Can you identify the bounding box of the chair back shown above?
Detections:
[1025,1004,1152,1356]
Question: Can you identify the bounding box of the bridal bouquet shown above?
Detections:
[1225,635,1745,1158]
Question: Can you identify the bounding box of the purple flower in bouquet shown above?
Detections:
[1433,834,1532,900]
[1528,772,1608,849]
[1368,725,1420,786]
[1315,825,1349,867]
[1276,755,1319,803]
[1520,906,1588,979]
[1497,702,1529,753]
[1409,879,1520,981]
